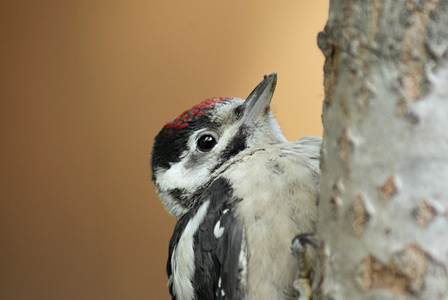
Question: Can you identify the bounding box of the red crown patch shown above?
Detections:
[164,97,232,134]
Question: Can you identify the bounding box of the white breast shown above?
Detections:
[222,139,321,299]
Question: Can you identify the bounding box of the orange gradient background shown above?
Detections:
[0,1,328,299]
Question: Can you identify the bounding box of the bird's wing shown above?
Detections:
[167,177,246,300]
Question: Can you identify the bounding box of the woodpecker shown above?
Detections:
[151,73,321,300]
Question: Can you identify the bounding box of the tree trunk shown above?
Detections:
[317,1,448,299]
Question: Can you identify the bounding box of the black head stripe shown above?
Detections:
[151,97,236,175]
[151,114,213,173]
[221,128,248,161]
[210,128,249,174]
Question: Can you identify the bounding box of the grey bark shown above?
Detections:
[317,1,448,299]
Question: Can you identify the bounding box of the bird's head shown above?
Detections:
[151,73,285,217]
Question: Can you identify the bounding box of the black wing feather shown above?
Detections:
[167,177,245,300]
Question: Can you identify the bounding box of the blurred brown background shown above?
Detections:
[0,1,328,299]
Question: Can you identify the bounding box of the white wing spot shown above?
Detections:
[223,208,229,214]
[218,277,222,288]
[214,220,225,238]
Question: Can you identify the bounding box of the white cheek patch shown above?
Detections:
[156,139,209,188]
[155,161,210,217]
[158,159,210,191]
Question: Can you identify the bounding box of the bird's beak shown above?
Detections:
[241,73,277,126]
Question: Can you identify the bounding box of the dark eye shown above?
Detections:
[196,131,219,152]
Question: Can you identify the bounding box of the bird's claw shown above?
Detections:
[291,233,318,300]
